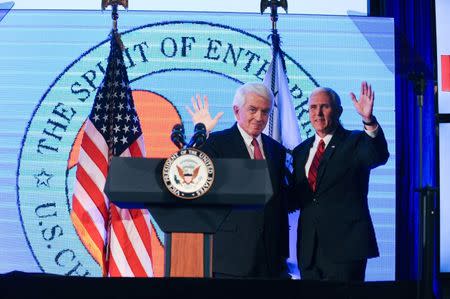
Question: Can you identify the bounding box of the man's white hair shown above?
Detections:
[233,82,274,109]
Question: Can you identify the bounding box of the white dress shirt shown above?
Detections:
[236,123,266,159]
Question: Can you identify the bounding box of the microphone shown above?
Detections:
[170,124,186,149]
[186,123,207,148]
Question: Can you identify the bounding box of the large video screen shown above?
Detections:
[8,0,368,15]
[440,123,450,273]
[0,9,395,280]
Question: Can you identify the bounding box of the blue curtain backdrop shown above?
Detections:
[377,0,437,286]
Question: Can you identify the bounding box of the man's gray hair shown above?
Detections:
[233,82,274,108]
[310,87,342,109]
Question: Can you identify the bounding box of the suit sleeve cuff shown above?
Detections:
[364,124,379,138]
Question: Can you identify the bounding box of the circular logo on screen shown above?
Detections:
[16,20,318,276]
[162,148,214,199]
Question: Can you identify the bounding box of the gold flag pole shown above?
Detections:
[102,0,128,49]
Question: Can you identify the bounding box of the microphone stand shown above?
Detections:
[409,73,437,299]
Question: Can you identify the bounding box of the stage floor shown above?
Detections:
[0,272,417,299]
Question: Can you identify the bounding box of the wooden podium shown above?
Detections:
[104,156,272,277]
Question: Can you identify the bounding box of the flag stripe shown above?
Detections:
[121,148,131,157]
[110,205,147,277]
[78,147,106,188]
[129,138,144,157]
[84,120,109,162]
[129,209,154,274]
[73,178,107,237]
[72,196,105,258]
[75,164,109,222]
[70,211,105,269]
[80,124,109,177]
[108,252,120,277]
[109,223,134,277]
[121,209,154,276]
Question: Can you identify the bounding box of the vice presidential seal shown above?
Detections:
[162,148,215,199]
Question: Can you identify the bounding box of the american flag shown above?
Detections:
[71,32,154,277]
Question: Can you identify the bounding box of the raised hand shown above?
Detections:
[186,94,224,133]
[350,81,375,123]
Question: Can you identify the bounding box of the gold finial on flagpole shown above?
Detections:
[260,0,288,30]
[102,0,128,10]
[101,0,127,50]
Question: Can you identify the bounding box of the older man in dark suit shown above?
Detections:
[291,82,389,281]
[187,82,289,278]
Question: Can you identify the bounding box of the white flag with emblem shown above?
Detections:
[263,42,301,150]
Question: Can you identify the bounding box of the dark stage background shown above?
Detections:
[1,0,449,298]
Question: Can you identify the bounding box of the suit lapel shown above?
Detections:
[229,123,252,159]
[261,134,272,160]
[316,126,346,190]
[262,134,277,164]
[299,137,314,181]
[262,134,279,191]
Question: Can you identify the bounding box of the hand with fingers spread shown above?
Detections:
[186,94,224,133]
[350,81,375,124]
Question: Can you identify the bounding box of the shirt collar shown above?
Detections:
[237,123,263,147]
[314,129,335,148]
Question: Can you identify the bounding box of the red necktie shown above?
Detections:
[308,139,325,192]
[251,138,264,160]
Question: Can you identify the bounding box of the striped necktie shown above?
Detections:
[307,139,325,192]
[251,138,264,160]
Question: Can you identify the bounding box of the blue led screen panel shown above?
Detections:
[9,0,368,15]
[0,10,395,280]
[440,123,450,273]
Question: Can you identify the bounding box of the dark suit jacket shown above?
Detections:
[200,123,289,278]
[291,125,389,269]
